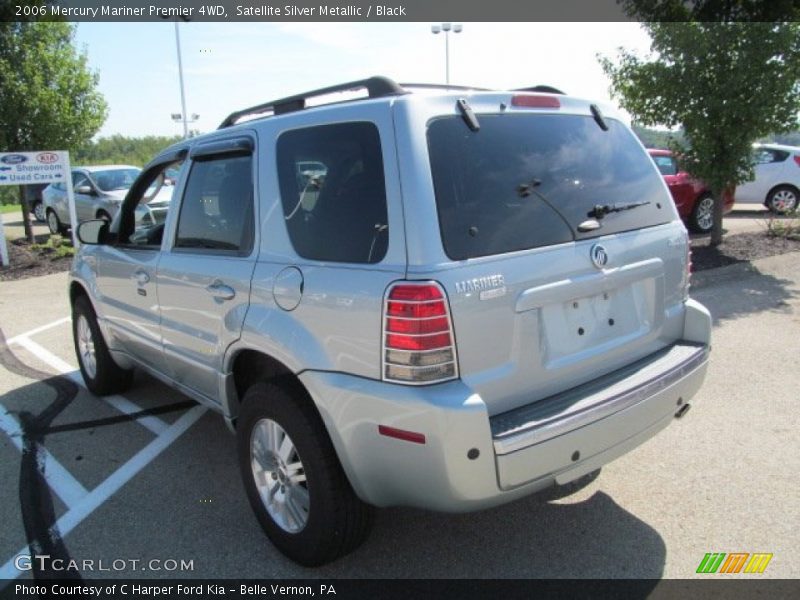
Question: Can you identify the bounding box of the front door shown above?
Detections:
[156,142,257,403]
[94,161,185,370]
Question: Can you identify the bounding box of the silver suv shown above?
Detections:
[70,77,711,566]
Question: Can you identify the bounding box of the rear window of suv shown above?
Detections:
[427,114,671,260]
[277,122,388,264]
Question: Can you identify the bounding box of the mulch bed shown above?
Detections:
[1,232,798,282]
[0,238,73,282]
[691,231,800,272]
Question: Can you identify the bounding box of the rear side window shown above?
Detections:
[651,154,678,176]
[754,148,789,164]
[428,114,671,260]
[277,122,388,264]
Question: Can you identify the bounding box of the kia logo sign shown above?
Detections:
[590,244,609,269]
[36,152,59,164]
[1,154,27,165]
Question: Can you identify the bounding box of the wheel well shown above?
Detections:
[230,350,311,423]
[765,183,799,202]
[69,281,89,308]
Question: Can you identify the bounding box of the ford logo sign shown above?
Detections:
[590,244,608,269]
[1,154,28,165]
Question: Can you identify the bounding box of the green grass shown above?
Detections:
[31,235,75,258]
[0,203,22,214]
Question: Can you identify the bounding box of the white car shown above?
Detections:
[734,143,800,213]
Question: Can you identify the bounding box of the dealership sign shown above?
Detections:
[0,151,68,186]
[0,150,76,268]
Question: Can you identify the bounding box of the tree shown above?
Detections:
[600,14,800,246]
[0,21,107,242]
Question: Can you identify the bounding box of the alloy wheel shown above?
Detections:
[250,418,310,533]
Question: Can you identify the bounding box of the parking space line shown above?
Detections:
[6,317,71,346]
[12,336,168,436]
[0,404,207,582]
[14,336,74,374]
[0,409,89,509]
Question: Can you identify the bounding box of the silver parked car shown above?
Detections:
[734,143,800,213]
[42,165,141,234]
[69,77,711,566]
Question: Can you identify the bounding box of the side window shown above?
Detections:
[72,173,90,191]
[277,122,388,264]
[754,149,788,164]
[174,154,254,254]
[121,160,185,248]
[652,155,678,176]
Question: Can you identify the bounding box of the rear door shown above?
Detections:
[156,136,257,403]
[419,110,687,416]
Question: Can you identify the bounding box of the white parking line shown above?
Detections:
[11,335,168,436]
[5,317,71,346]
[0,404,207,582]
[0,409,89,509]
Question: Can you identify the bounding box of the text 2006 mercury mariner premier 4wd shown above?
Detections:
[69,77,711,566]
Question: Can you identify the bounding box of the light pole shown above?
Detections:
[431,22,462,85]
[171,112,199,134]
[174,22,190,138]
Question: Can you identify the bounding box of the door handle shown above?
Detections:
[206,281,236,301]
[132,270,150,285]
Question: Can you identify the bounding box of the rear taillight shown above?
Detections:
[383,282,458,384]
[793,155,800,167]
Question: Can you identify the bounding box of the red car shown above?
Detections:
[647,149,734,233]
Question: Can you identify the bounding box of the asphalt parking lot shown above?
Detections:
[0,246,798,584]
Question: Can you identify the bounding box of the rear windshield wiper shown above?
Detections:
[516,178,576,239]
[587,200,650,220]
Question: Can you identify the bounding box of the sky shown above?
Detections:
[72,22,653,138]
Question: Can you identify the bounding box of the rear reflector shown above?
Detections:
[794,155,800,167]
[378,425,426,444]
[383,281,458,384]
[511,95,561,108]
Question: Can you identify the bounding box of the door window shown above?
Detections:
[118,160,185,248]
[651,155,678,176]
[174,154,254,255]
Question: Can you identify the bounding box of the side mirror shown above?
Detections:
[75,184,94,195]
[76,219,109,245]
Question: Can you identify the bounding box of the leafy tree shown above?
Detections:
[74,134,184,167]
[601,13,800,245]
[0,21,107,242]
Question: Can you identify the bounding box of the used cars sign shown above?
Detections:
[0,150,68,186]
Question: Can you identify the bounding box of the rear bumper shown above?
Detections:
[300,340,709,512]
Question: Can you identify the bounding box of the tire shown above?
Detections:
[237,382,373,566]
[689,194,715,233]
[765,185,799,214]
[33,201,46,223]
[72,295,133,395]
[46,209,67,235]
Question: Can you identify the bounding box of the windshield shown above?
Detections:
[427,114,671,260]
[90,168,141,192]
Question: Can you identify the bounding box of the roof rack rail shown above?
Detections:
[218,76,406,129]
[398,82,492,92]
[514,85,566,95]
